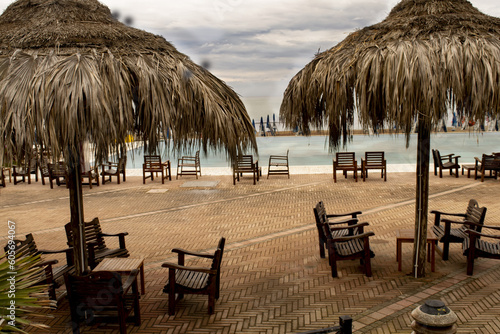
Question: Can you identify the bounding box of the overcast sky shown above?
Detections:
[1,0,499,98]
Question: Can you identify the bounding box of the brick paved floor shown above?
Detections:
[1,171,499,333]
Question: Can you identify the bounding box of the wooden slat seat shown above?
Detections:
[4,233,74,304]
[162,237,225,315]
[431,199,487,260]
[233,155,261,185]
[65,217,129,269]
[432,149,460,178]
[333,152,357,182]
[463,225,500,275]
[361,151,386,181]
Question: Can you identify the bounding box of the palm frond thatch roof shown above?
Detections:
[280,0,500,149]
[0,0,256,165]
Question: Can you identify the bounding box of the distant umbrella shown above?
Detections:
[0,0,256,274]
[260,117,265,136]
[252,119,256,130]
[266,115,270,129]
[281,0,500,277]
[273,113,276,127]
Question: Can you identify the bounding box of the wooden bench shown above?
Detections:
[361,151,386,181]
[333,152,357,182]
[65,217,129,269]
[4,233,74,303]
[233,155,261,185]
[162,237,225,315]
[143,155,171,184]
[431,199,487,260]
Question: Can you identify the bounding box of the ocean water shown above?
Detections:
[125,132,500,169]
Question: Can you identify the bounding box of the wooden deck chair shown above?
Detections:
[361,151,386,181]
[267,149,290,178]
[333,152,357,182]
[431,149,460,178]
[313,201,362,258]
[323,223,375,277]
[233,155,261,185]
[474,154,500,182]
[176,150,201,179]
[463,225,500,275]
[143,155,171,184]
[431,199,487,260]
[47,161,68,189]
[101,156,127,184]
[65,217,129,269]
[162,237,225,315]
[4,233,74,304]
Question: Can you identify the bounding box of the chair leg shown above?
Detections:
[168,269,176,315]
[319,239,325,258]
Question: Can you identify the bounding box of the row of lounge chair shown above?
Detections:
[432,149,500,181]
[314,198,499,278]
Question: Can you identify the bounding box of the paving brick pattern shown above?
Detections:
[1,171,500,333]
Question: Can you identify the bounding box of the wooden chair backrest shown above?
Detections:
[313,202,327,240]
[480,154,500,170]
[65,217,107,252]
[208,237,225,286]
[4,233,38,258]
[235,155,256,171]
[335,152,356,167]
[144,155,162,167]
[364,152,385,165]
[464,199,487,233]
[65,271,124,308]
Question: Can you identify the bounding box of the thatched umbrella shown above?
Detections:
[0,0,256,274]
[280,0,500,277]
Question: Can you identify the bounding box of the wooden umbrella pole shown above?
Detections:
[413,114,431,278]
[67,149,88,275]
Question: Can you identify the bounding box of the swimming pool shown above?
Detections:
[124,131,500,170]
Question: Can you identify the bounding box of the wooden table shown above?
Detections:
[396,229,438,272]
[93,258,145,294]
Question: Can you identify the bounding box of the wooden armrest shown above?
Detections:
[328,218,359,226]
[37,259,59,267]
[331,231,375,242]
[38,247,72,255]
[441,218,470,225]
[161,262,216,274]
[431,210,466,217]
[329,222,369,232]
[100,232,129,237]
[466,229,500,240]
[326,211,362,218]
[172,248,215,259]
[122,269,140,293]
